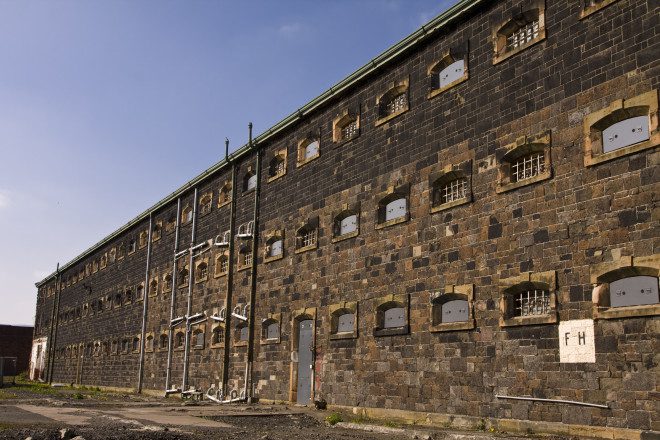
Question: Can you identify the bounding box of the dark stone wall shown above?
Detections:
[0,325,34,374]
[34,0,659,432]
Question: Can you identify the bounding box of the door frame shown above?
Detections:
[289,307,316,404]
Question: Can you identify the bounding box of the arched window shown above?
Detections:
[149,279,158,297]
[268,149,288,181]
[136,283,144,300]
[376,80,409,125]
[264,232,284,262]
[430,285,475,332]
[145,335,154,351]
[195,260,208,282]
[591,256,659,320]
[295,219,318,252]
[244,170,257,192]
[163,273,172,293]
[199,192,213,215]
[430,162,472,213]
[218,180,232,207]
[125,289,133,304]
[329,302,358,340]
[493,3,546,64]
[236,324,249,343]
[114,293,123,308]
[132,337,140,352]
[178,266,189,287]
[499,270,557,327]
[261,317,280,342]
[193,329,205,349]
[238,245,253,269]
[376,186,409,228]
[175,331,185,348]
[374,294,409,337]
[297,137,320,166]
[139,230,148,249]
[428,44,468,98]
[583,90,658,166]
[128,239,137,254]
[152,221,162,241]
[159,334,168,349]
[333,208,359,240]
[211,326,223,345]
[496,131,552,193]
[181,205,193,224]
[333,110,360,143]
[215,253,229,277]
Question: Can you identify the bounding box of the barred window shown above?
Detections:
[219,256,229,274]
[199,194,212,215]
[304,140,319,160]
[242,250,253,267]
[159,334,168,349]
[515,290,550,317]
[302,229,316,248]
[385,93,407,116]
[196,262,208,280]
[507,20,539,50]
[341,120,359,140]
[212,326,222,345]
[512,152,545,182]
[438,178,467,205]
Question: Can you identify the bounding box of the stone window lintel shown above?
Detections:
[580,0,620,20]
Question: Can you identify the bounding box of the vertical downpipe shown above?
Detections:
[47,264,61,384]
[165,198,182,392]
[182,188,199,392]
[221,139,238,399]
[245,122,261,402]
[137,213,153,393]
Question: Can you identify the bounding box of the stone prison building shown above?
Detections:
[31,0,659,438]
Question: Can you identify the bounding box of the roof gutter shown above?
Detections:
[36,0,484,287]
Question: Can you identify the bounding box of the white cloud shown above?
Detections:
[278,23,302,37]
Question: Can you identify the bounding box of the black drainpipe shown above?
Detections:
[244,122,261,402]
[137,213,154,393]
[164,198,182,393]
[221,138,238,399]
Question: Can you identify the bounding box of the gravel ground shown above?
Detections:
[0,382,580,440]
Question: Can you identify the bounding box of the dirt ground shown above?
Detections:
[0,381,580,440]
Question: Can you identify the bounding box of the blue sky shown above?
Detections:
[0,0,454,326]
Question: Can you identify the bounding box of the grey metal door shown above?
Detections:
[296,319,313,404]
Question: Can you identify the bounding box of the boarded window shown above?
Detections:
[440,299,469,323]
[383,307,405,328]
[337,313,355,333]
[439,60,465,88]
[246,173,257,191]
[266,322,279,340]
[304,140,319,160]
[339,214,358,235]
[385,198,407,222]
[602,116,649,153]
[194,331,204,348]
[269,239,283,257]
[609,276,659,308]
[212,327,222,344]
[239,326,249,341]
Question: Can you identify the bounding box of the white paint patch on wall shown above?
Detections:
[29,337,48,380]
[558,319,595,363]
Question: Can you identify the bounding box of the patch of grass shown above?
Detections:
[325,413,343,425]
[383,420,399,428]
[0,422,17,431]
[0,390,17,400]
[73,392,84,400]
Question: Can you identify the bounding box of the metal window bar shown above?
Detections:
[302,230,316,248]
[512,152,544,182]
[341,120,358,140]
[515,290,550,316]
[386,93,406,115]
[220,258,228,274]
[441,178,467,204]
[243,252,252,267]
[507,20,539,50]
[274,159,285,176]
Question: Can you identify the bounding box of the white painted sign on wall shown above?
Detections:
[558,319,595,363]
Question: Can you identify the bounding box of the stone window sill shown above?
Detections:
[495,170,551,194]
[332,230,359,243]
[493,32,546,65]
[375,214,409,230]
[237,265,251,272]
[375,107,409,127]
[373,325,409,337]
[243,188,255,196]
[267,172,286,183]
[594,304,659,320]
[264,254,284,263]
[195,277,208,284]
[500,313,557,327]
[430,197,471,214]
[217,200,231,209]
[214,271,228,279]
[330,331,357,341]
[234,340,248,347]
[295,243,317,254]
[430,319,475,333]
[260,338,280,345]
[297,154,320,168]
[210,344,223,349]
[580,0,619,19]
[428,74,468,100]
[334,133,359,148]
[193,345,204,350]
[585,139,659,167]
